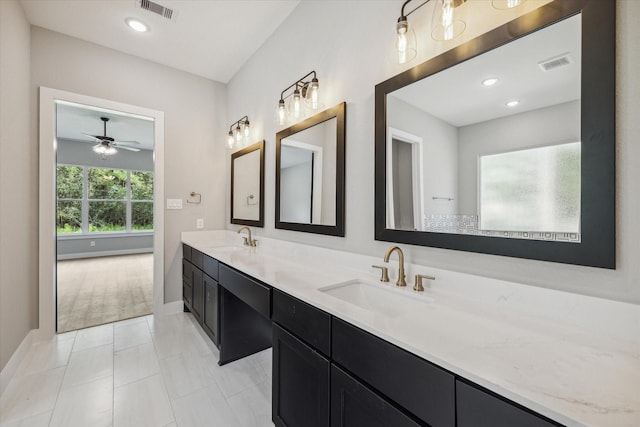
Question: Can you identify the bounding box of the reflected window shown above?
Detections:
[479,142,580,233]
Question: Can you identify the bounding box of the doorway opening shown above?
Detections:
[38,88,165,339]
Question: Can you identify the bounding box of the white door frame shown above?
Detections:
[37,87,165,340]
[386,127,424,231]
[281,139,324,224]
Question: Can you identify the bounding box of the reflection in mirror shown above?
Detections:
[276,102,345,236]
[231,140,265,227]
[375,0,616,268]
[280,118,336,225]
[386,14,581,242]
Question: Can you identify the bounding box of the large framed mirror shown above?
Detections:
[375,0,615,268]
[276,102,346,236]
[231,140,265,227]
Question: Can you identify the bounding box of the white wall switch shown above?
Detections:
[196,218,204,229]
[90,241,95,247]
[166,198,183,210]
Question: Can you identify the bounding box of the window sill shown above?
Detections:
[56,231,153,240]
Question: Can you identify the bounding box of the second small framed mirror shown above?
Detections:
[231,140,265,227]
[276,102,346,236]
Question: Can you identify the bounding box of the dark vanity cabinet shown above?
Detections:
[182,244,219,346]
[182,244,272,365]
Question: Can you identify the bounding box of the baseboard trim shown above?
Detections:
[0,330,34,395]
[162,301,184,315]
[57,248,153,260]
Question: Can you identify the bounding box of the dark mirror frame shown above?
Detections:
[276,102,346,236]
[231,140,265,227]
[375,0,615,268]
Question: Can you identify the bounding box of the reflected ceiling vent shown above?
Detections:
[135,0,177,21]
[538,52,572,72]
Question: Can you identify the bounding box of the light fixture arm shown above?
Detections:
[228,115,249,133]
[400,0,432,20]
[279,70,318,102]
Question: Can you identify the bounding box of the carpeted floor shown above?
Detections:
[56,253,153,333]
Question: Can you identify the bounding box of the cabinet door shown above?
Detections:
[331,365,422,427]
[191,267,204,323]
[203,274,218,345]
[456,380,559,427]
[273,324,329,427]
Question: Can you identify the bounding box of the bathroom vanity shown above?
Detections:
[182,231,639,427]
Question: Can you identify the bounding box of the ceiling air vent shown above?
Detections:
[136,0,177,21]
[538,53,572,72]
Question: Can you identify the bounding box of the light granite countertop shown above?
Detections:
[182,230,640,427]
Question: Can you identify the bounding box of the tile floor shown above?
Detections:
[0,312,273,427]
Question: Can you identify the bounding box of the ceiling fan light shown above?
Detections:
[125,18,149,33]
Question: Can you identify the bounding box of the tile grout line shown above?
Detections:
[46,331,78,427]
[147,313,179,426]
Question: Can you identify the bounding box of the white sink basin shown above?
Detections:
[319,280,430,318]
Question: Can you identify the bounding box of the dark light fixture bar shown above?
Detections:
[276,71,321,126]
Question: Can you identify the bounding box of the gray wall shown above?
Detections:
[57,235,153,259]
[280,160,312,223]
[0,0,37,371]
[457,100,580,213]
[387,95,459,215]
[31,27,228,304]
[227,0,640,304]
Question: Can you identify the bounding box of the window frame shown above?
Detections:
[56,163,154,236]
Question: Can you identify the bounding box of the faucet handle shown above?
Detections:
[371,265,390,282]
[242,237,249,246]
[250,239,258,247]
[413,274,435,292]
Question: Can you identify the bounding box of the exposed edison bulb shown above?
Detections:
[244,120,250,138]
[307,79,320,110]
[292,89,302,119]
[492,0,526,9]
[393,17,416,64]
[277,99,286,126]
[431,0,466,41]
[235,125,242,142]
[227,131,234,148]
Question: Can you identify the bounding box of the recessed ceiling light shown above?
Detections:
[125,18,149,33]
[482,78,499,87]
[506,100,520,108]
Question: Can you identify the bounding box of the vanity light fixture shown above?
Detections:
[276,71,322,126]
[391,0,468,64]
[125,18,149,33]
[482,77,499,87]
[506,100,520,108]
[227,116,250,149]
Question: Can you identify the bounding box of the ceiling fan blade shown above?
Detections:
[112,140,141,145]
[114,145,140,152]
[81,132,102,141]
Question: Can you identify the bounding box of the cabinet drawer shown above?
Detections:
[203,255,219,281]
[273,290,331,356]
[332,318,455,427]
[182,244,192,262]
[219,264,271,318]
[331,364,421,427]
[182,259,193,284]
[191,248,204,270]
[456,380,559,427]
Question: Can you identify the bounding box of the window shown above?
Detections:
[478,142,580,233]
[56,165,154,235]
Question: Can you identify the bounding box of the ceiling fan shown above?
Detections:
[82,117,141,156]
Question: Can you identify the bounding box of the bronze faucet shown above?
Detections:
[384,246,406,287]
[237,226,257,247]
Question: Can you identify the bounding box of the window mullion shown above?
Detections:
[82,167,89,233]
[126,170,132,232]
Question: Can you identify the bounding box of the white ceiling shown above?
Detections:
[56,101,155,150]
[390,14,581,128]
[20,0,300,83]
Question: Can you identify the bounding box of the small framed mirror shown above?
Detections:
[276,102,346,236]
[231,140,265,227]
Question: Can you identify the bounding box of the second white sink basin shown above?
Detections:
[319,280,430,317]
